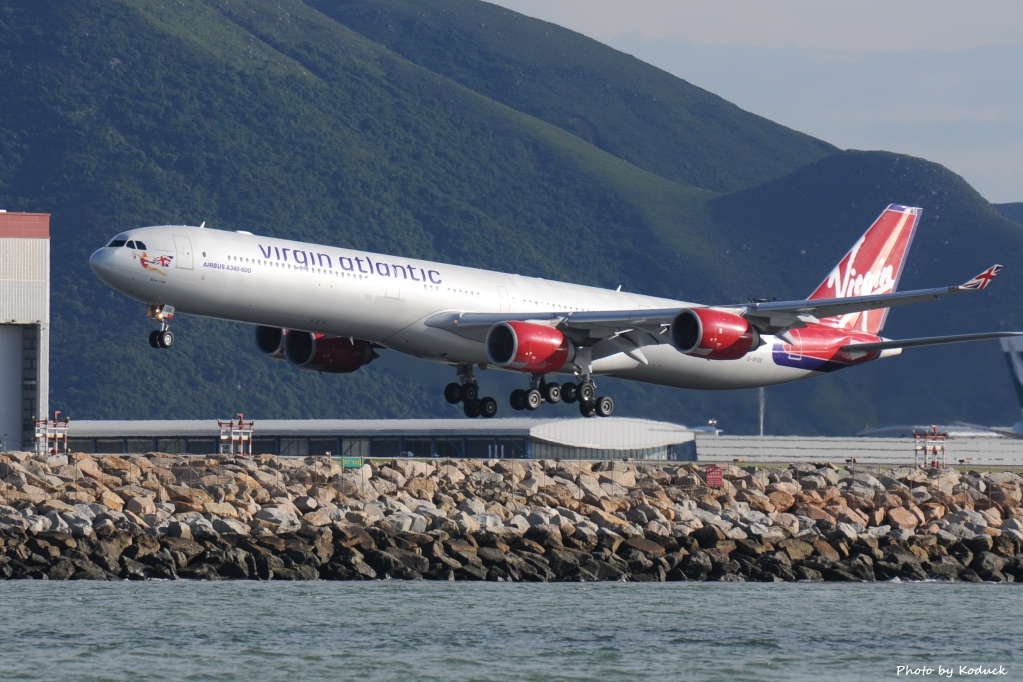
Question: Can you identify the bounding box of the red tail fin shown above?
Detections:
[808,204,921,334]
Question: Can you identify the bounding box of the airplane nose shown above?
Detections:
[89,248,106,274]
[89,246,117,283]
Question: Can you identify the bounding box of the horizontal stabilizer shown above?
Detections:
[746,264,1004,334]
[841,331,1023,353]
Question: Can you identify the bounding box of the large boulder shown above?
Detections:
[885,507,919,531]
[622,536,667,557]
[252,508,301,533]
[404,477,437,500]
[212,517,251,535]
[767,490,796,513]
[125,495,157,516]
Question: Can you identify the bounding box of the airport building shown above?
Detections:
[66,417,697,461]
[0,211,50,452]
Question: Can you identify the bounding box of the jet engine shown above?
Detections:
[281,330,378,373]
[255,326,287,360]
[670,308,760,360]
[486,321,575,373]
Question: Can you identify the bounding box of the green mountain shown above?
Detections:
[0,0,1020,435]
[307,0,837,193]
[996,203,1023,224]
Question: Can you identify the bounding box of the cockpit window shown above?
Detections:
[126,241,136,249]
[107,233,130,248]
[134,241,147,250]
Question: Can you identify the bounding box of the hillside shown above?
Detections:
[307,0,837,193]
[0,0,1020,435]
[707,152,1023,434]
[997,203,1023,224]
[0,0,704,415]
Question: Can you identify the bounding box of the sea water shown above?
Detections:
[0,581,1019,681]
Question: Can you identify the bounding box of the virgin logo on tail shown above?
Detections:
[809,204,921,334]
[825,237,897,299]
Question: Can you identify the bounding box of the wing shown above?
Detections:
[425,309,679,367]
[426,265,1006,351]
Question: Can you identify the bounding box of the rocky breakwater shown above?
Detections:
[1,451,1022,582]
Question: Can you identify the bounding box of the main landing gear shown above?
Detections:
[509,374,614,418]
[444,365,498,419]
[145,304,176,349]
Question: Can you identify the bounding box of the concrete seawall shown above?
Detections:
[1,451,1021,582]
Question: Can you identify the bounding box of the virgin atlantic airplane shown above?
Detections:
[90,204,1018,418]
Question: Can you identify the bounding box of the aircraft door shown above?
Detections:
[498,286,510,313]
[173,235,193,270]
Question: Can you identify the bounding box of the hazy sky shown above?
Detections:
[487,1,1023,204]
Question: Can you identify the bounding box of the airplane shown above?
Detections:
[947,335,1023,439]
[1000,336,1023,436]
[90,204,1021,419]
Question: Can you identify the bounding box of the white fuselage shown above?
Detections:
[89,225,826,389]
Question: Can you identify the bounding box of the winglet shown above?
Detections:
[960,264,1002,291]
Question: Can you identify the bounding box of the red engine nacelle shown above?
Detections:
[486,321,575,373]
[283,331,378,373]
[670,308,760,360]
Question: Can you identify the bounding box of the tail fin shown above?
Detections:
[808,204,921,334]
[1001,336,1023,432]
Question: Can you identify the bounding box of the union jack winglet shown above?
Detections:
[960,264,1002,290]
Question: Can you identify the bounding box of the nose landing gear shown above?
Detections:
[148,329,174,349]
[146,304,176,349]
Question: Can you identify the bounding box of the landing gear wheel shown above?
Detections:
[595,396,614,418]
[579,382,595,403]
[561,382,579,404]
[479,397,498,419]
[579,400,597,418]
[157,330,174,349]
[525,389,542,411]
[460,383,479,403]
[149,330,161,348]
[510,389,526,411]
[463,399,481,418]
[444,383,463,404]
[542,382,561,404]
